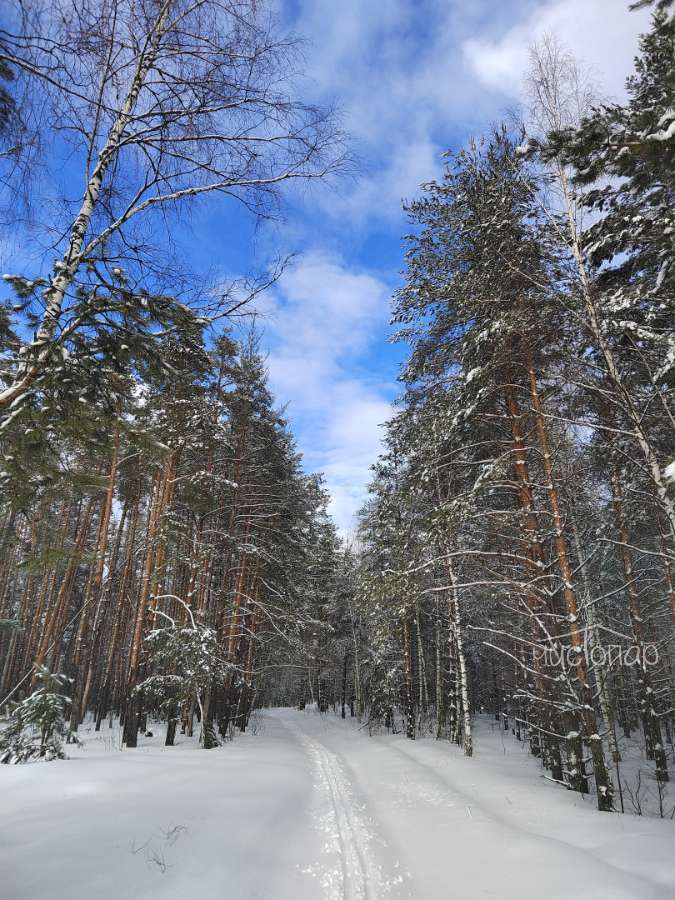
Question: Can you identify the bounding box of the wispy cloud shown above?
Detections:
[261,252,395,532]
[463,0,651,102]
[283,0,649,228]
[261,0,650,533]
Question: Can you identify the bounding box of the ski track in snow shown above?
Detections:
[279,716,402,900]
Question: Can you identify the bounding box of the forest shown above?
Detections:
[0,1,674,898]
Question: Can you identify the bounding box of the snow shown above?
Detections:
[2,710,675,899]
[645,119,675,143]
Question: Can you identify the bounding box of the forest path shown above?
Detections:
[3,709,675,900]
[265,708,675,900]
[275,712,393,898]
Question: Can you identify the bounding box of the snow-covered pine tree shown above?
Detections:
[533,11,675,540]
[0,665,79,763]
[372,126,617,807]
[527,16,674,786]
[136,599,230,749]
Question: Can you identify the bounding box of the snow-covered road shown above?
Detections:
[2,708,675,899]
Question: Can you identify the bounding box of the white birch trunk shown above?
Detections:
[447,555,473,756]
[0,1,175,410]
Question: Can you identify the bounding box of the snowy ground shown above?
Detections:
[2,709,675,900]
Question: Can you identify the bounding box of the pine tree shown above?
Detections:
[538,11,675,539]
[0,665,80,763]
[136,599,230,749]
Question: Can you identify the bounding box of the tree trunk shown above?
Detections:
[0,0,177,410]
[446,556,473,756]
[503,375,564,782]
[403,616,415,740]
[610,467,668,782]
[341,651,348,719]
[526,354,613,810]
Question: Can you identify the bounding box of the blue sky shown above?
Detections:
[0,0,651,532]
[244,0,650,532]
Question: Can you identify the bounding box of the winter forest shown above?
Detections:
[0,0,674,898]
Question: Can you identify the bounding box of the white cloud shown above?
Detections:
[263,0,652,532]
[282,0,650,227]
[260,252,394,533]
[321,385,392,530]
[463,0,651,102]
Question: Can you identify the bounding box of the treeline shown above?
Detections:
[0,327,342,752]
[293,9,674,815]
[0,0,346,760]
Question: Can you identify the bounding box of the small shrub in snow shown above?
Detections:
[0,666,81,763]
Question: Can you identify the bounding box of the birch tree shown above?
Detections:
[526,25,675,539]
[0,0,344,415]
